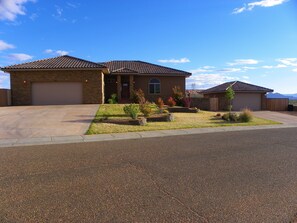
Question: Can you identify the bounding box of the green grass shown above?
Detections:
[86,104,280,134]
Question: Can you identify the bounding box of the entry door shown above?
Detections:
[121,82,130,99]
[31,82,83,105]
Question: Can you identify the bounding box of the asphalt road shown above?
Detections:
[0,128,297,223]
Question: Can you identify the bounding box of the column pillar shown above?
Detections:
[117,75,121,102]
[129,75,134,100]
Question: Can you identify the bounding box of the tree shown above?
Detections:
[225,85,235,112]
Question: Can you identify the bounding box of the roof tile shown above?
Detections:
[102,61,191,76]
[202,81,273,94]
[2,55,106,70]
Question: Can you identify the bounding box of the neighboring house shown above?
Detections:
[202,81,273,111]
[1,55,191,105]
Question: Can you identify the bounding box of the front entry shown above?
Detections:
[121,77,130,100]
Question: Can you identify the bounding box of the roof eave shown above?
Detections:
[109,72,191,77]
[203,90,274,94]
[1,67,110,73]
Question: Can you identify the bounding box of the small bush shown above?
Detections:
[172,86,184,106]
[131,89,145,104]
[216,113,221,117]
[222,113,239,122]
[123,104,140,119]
[239,109,253,122]
[140,101,153,117]
[107,93,117,104]
[156,97,165,109]
[183,97,192,108]
[167,97,176,107]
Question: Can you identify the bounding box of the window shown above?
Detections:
[149,78,161,94]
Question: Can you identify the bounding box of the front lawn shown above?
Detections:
[86,104,279,134]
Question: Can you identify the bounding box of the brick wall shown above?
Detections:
[0,89,11,106]
[134,75,186,102]
[10,70,104,105]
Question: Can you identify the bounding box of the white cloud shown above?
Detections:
[44,49,69,56]
[242,76,250,79]
[262,65,274,69]
[187,73,239,89]
[277,58,297,67]
[0,0,35,21]
[233,0,288,14]
[293,68,297,72]
[242,66,257,70]
[52,5,67,21]
[228,59,259,66]
[56,50,69,56]
[262,64,287,69]
[189,66,215,74]
[0,40,15,51]
[67,2,80,8]
[8,53,33,61]
[44,49,53,54]
[158,57,190,64]
[217,68,242,73]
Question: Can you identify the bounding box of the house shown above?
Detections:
[202,81,273,111]
[1,55,191,105]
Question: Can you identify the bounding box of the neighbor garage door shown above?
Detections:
[31,82,83,105]
[232,93,261,111]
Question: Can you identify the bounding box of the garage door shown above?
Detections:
[232,93,261,111]
[32,82,83,105]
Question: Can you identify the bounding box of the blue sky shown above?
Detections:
[0,0,297,93]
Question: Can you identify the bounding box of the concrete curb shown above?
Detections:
[1,124,296,148]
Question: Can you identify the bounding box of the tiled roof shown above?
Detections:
[202,81,273,94]
[2,55,106,70]
[101,61,191,76]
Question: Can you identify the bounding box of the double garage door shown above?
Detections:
[31,82,83,105]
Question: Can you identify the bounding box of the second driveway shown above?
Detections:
[0,105,99,139]
[254,111,297,125]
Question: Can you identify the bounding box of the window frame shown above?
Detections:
[148,78,161,95]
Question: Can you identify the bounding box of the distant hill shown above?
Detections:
[284,94,297,100]
[267,93,288,99]
[267,93,297,100]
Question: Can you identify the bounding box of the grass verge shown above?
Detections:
[86,104,280,134]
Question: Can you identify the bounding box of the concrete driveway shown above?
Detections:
[254,111,297,125]
[0,105,99,139]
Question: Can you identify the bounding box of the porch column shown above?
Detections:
[129,75,134,99]
[117,75,121,101]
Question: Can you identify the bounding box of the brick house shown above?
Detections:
[1,55,191,105]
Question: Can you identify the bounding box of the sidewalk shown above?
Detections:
[1,124,296,148]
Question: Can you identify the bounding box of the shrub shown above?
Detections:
[156,97,165,109]
[140,101,153,117]
[107,93,117,104]
[222,113,239,122]
[239,109,253,122]
[216,113,221,117]
[167,97,176,107]
[183,97,192,108]
[131,89,145,104]
[123,104,140,119]
[172,86,184,106]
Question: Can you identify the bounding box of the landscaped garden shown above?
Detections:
[87,86,279,135]
[86,104,278,134]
